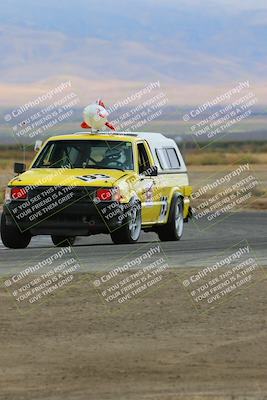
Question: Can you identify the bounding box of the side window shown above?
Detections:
[156,148,170,169]
[156,148,180,170]
[137,143,151,174]
[166,148,180,169]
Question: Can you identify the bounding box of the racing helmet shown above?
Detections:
[104,148,126,164]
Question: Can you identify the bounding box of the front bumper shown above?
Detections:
[4,186,126,236]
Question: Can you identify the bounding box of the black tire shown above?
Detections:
[111,201,141,244]
[157,195,184,241]
[0,212,31,249]
[51,235,76,247]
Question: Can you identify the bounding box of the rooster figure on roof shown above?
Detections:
[81,99,115,131]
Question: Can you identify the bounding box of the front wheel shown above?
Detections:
[51,235,76,247]
[111,202,141,244]
[157,195,184,241]
[1,212,31,249]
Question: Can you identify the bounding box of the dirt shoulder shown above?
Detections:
[0,269,267,400]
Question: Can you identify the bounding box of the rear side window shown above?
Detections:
[166,148,180,168]
[156,148,180,170]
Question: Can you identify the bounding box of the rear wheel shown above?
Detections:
[111,202,141,244]
[157,195,184,241]
[0,212,31,249]
[51,235,76,247]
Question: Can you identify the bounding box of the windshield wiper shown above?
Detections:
[105,167,125,172]
[85,165,125,172]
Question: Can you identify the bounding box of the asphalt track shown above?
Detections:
[0,211,266,275]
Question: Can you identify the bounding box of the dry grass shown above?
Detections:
[185,151,267,165]
[0,148,34,168]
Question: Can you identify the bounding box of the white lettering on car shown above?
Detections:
[76,174,112,182]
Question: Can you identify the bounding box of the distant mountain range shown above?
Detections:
[0,0,267,106]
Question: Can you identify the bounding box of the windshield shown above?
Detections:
[32,140,134,170]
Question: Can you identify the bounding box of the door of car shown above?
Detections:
[132,142,161,224]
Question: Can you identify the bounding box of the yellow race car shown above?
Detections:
[1,132,192,248]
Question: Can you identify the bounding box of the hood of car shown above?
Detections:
[9,168,129,188]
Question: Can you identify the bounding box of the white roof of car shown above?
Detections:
[136,132,174,144]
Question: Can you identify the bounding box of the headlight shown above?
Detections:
[95,187,121,202]
[10,187,28,200]
[5,187,28,201]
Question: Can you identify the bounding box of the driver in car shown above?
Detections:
[103,147,130,170]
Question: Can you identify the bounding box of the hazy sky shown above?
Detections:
[0,0,266,105]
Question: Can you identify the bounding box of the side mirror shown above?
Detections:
[14,162,26,174]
